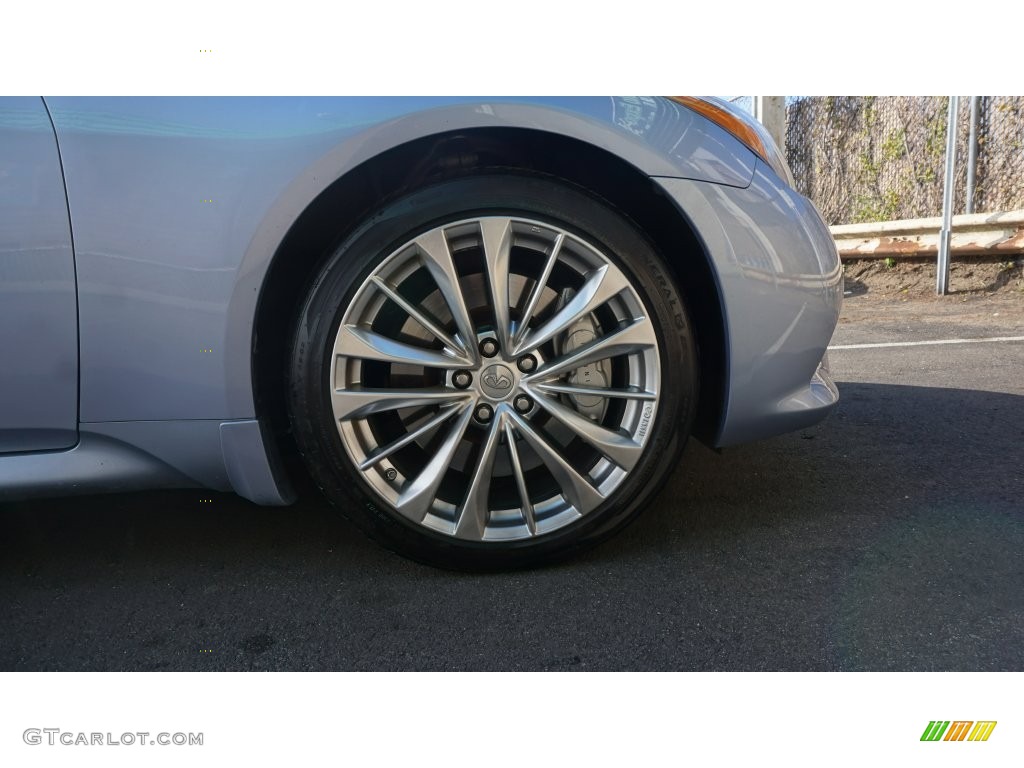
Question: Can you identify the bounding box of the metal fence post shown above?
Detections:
[753,96,786,151]
[937,96,959,295]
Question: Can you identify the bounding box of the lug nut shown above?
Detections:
[474,403,494,423]
[479,338,499,358]
[517,355,537,373]
[452,371,472,389]
[513,395,533,414]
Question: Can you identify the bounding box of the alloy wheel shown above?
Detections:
[329,216,662,541]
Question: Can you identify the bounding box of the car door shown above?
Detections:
[0,97,78,452]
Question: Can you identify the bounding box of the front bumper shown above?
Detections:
[654,160,842,447]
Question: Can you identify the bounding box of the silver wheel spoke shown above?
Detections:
[335,325,473,369]
[504,420,536,535]
[332,386,469,421]
[526,390,644,470]
[533,382,657,401]
[479,218,513,352]
[395,404,474,522]
[514,265,628,356]
[415,229,479,362]
[508,410,604,515]
[454,409,505,540]
[526,317,656,381]
[369,275,468,357]
[357,404,464,470]
[513,232,564,347]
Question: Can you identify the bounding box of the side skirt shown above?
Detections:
[0,419,294,506]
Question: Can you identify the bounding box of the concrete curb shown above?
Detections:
[831,210,1024,259]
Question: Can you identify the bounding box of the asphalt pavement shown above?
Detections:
[1,299,1022,671]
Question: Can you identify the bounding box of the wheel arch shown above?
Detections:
[252,128,729,475]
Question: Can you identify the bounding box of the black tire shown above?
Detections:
[288,173,697,570]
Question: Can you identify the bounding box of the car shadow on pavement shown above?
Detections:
[0,382,1021,672]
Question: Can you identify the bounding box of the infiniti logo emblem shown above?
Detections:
[480,364,514,398]
[484,371,512,389]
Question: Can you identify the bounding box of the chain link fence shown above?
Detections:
[730,96,1024,225]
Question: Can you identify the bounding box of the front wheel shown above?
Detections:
[288,174,697,570]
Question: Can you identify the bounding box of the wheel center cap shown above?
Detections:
[480,363,515,399]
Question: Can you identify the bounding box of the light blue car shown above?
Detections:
[0,96,841,568]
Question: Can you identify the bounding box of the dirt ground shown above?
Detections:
[840,256,1024,332]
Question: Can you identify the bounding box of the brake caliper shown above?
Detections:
[555,290,609,422]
